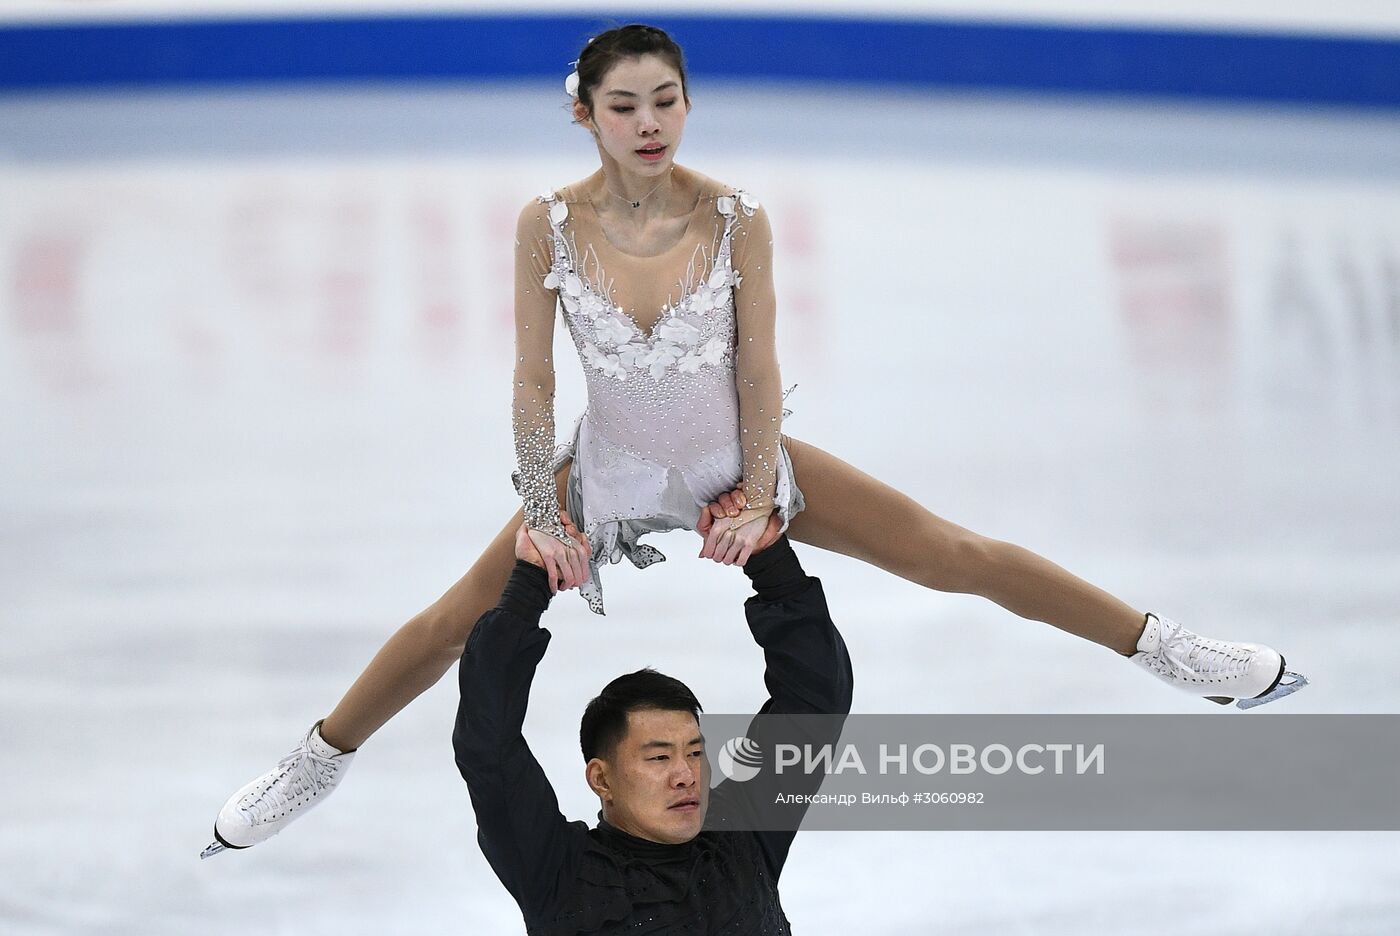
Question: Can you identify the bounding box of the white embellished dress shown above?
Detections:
[510,175,804,613]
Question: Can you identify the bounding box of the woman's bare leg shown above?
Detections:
[782,436,1145,655]
[319,460,573,751]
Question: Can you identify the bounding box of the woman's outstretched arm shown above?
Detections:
[730,199,784,523]
[512,200,589,592]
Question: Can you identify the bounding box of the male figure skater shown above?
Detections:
[454,501,854,934]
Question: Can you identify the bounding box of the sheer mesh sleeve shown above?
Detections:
[730,200,783,512]
[511,200,569,542]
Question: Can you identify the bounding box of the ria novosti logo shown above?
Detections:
[718,736,763,782]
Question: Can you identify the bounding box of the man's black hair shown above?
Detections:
[579,668,702,762]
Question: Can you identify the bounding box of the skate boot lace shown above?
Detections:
[1153,622,1253,686]
[238,745,340,824]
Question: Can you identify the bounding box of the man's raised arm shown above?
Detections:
[740,533,854,719]
[452,518,588,922]
[703,511,855,877]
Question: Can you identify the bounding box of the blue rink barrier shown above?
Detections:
[1,13,1398,108]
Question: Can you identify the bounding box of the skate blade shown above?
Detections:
[200,824,245,860]
[1236,671,1308,710]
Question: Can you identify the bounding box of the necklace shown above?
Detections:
[605,166,674,209]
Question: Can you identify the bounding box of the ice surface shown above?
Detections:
[2,83,1399,934]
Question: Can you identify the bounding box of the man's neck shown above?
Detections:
[596,813,696,854]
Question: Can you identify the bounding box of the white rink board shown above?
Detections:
[2,85,1400,935]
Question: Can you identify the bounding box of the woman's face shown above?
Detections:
[577,54,689,176]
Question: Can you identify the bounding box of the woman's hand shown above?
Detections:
[697,489,781,566]
[516,511,593,594]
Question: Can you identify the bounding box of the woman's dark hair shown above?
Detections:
[579,667,703,762]
[574,24,689,116]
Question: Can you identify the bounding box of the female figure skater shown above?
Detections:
[202,24,1304,858]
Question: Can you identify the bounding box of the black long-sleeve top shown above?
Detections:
[453,536,854,935]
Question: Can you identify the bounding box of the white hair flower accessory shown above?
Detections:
[565,66,580,99]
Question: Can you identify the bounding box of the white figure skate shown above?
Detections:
[1131,613,1308,709]
[200,720,356,859]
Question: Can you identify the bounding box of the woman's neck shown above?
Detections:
[587,164,681,227]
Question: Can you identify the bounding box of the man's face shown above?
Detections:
[590,708,708,844]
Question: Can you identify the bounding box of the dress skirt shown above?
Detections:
[541,410,805,615]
